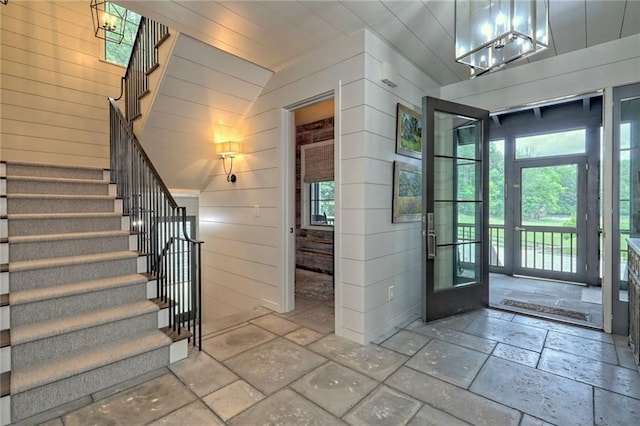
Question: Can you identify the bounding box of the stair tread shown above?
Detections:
[9,230,131,244]
[10,274,148,306]
[11,330,171,394]
[4,161,107,174]
[7,194,115,200]
[8,212,122,220]
[11,299,158,346]
[6,175,108,184]
[9,250,138,272]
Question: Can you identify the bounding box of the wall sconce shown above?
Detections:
[216,142,241,183]
[90,0,127,44]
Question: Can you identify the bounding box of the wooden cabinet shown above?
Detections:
[627,239,640,367]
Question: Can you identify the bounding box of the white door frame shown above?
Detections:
[280,84,342,336]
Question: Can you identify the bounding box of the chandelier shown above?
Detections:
[455,0,549,77]
[90,0,128,44]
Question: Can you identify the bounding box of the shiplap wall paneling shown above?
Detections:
[1,1,122,167]
[199,30,366,337]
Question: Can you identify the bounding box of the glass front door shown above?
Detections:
[423,97,489,322]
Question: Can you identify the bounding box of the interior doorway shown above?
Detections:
[283,98,336,333]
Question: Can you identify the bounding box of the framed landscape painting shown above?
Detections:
[393,161,422,223]
[396,103,422,159]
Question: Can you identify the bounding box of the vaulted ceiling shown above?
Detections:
[118,1,640,86]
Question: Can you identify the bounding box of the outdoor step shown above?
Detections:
[6,176,111,196]
[11,300,159,369]
[9,230,133,262]
[10,273,149,326]
[7,212,124,236]
[10,331,170,421]
[5,162,107,181]
[6,194,117,214]
[9,251,141,292]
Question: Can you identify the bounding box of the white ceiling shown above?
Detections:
[119,0,640,86]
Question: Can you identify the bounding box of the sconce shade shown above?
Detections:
[90,0,127,44]
[455,0,548,76]
[215,141,241,156]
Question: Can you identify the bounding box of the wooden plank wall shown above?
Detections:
[0,1,122,168]
[295,118,334,275]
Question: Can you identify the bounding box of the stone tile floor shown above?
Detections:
[24,298,640,426]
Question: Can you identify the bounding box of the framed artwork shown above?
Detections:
[393,161,422,223]
[396,103,423,159]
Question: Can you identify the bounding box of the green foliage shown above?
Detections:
[105,5,141,66]
[400,113,422,153]
[398,196,421,215]
[398,170,421,197]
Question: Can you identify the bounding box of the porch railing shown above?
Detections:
[109,98,203,349]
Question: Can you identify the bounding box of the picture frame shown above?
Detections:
[392,161,422,223]
[396,103,423,159]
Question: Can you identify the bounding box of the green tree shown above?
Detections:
[105,5,141,66]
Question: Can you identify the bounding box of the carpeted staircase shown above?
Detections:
[0,162,187,424]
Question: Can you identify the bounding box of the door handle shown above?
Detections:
[427,232,437,259]
[515,226,526,231]
[427,212,436,259]
[289,227,294,233]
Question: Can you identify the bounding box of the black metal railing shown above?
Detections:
[109,98,203,350]
[117,17,169,121]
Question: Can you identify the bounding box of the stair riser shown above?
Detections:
[9,216,123,236]
[11,347,169,422]
[7,198,115,214]
[6,164,106,181]
[10,258,138,292]
[11,282,147,326]
[9,235,130,262]
[7,180,110,196]
[12,312,159,369]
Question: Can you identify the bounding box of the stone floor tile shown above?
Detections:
[225,337,326,394]
[202,323,277,361]
[291,361,378,417]
[380,330,430,356]
[14,396,92,426]
[278,297,324,318]
[250,313,301,335]
[169,350,238,397]
[594,387,640,426]
[425,312,479,331]
[512,315,614,343]
[385,366,520,426]
[202,380,264,421]
[227,388,345,425]
[481,308,516,321]
[538,348,640,399]
[519,414,556,426]
[492,343,540,368]
[407,404,471,426]
[309,334,408,381]
[148,400,224,425]
[465,315,547,351]
[470,357,593,426]
[406,339,488,388]
[201,306,272,337]
[344,385,421,426]
[32,418,64,426]
[288,304,335,334]
[285,327,325,346]
[614,333,630,347]
[407,323,497,354]
[615,343,640,370]
[545,330,618,364]
[63,374,196,426]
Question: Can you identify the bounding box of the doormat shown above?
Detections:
[500,299,589,321]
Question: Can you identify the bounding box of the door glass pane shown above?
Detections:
[434,111,481,159]
[515,129,585,159]
[520,165,578,227]
[618,95,640,300]
[433,110,483,292]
